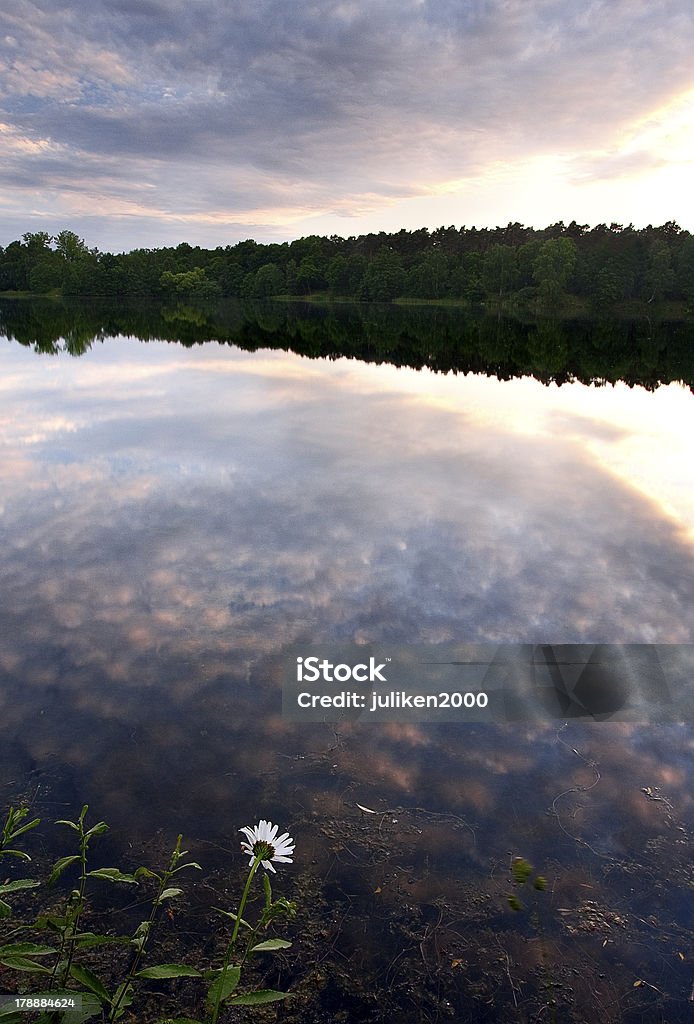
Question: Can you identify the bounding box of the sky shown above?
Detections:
[1,0,693,252]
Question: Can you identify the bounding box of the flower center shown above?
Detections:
[252,840,275,861]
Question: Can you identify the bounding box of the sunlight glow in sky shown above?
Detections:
[0,1,693,250]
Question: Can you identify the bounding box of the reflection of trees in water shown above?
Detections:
[1,296,693,391]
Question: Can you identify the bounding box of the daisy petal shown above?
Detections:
[238,820,295,873]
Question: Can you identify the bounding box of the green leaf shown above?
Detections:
[61,993,104,1024]
[86,868,137,884]
[8,816,40,840]
[0,849,32,861]
[172,861,201,873]
[110,982,134,1020]
[32,913,67,932]
[508,894,524,912]
[206,965,241,1007]
[269,896,296,918]
[69,964,112,1005]
[84,822,109,840]
[136,964,202,979]
[0,956,52,973]
[263,872,272,908]
[67,932,131,947]
[48,854,80,885]
[0,900,10,919]
[134,866,159,881]
[534,875,548,891]
[155,887,183,903]
[55,819,80,831]
[213,907,251,928]
[0,943,57,956]
[231,989,290,1005]
[251,938,292,952]
[0,879,40,895]
[130,920,150,951]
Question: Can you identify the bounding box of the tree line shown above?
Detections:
[1,221,693,312]
[3,295,693,392]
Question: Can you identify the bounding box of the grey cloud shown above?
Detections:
[1,0,693,246]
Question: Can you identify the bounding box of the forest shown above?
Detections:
[1,221,693,313]
[2,295,693,393]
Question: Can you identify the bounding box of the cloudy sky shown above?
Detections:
[1,0,693,251]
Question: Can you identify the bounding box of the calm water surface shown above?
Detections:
[2,314,694,1019]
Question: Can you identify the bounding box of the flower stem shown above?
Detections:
[210,856,260,1024]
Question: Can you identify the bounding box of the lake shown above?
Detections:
[2,298,694,1022]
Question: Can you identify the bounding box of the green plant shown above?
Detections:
[204,820,296,1024]
[0,806,41,920]
[0,807,298,1024]
[107,834,202,1022]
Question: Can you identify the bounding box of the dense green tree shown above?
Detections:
[676,236,694,308]
[360,248,406,301]
[159,267,220,299]
[288,235,326,264]
[252,262,284,297]
[325,254,349,295]
[590,262,621,314]
[28,254,63,293]
[285,258,298,295]
[295,257,326,294]
[407,252,450,298]
[516,240,542,289]
[642,240,675,303]
[22,231,52,254]
[457,252,484,302]
[1,221,693,308]
[481,245,518,300]
[533,237,577,308]
[61,252,101,295]
[55,230,91,262]
[343,254,367,295]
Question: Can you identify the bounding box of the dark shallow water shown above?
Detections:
[2,312,694,1021]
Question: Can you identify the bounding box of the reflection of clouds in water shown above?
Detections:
[3,390,693,666]
[1,341,694,858]
[3,476,693,729]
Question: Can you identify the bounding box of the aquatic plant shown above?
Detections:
[508,855,555,1023]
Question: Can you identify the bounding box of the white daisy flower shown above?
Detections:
[239,819,295,873]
